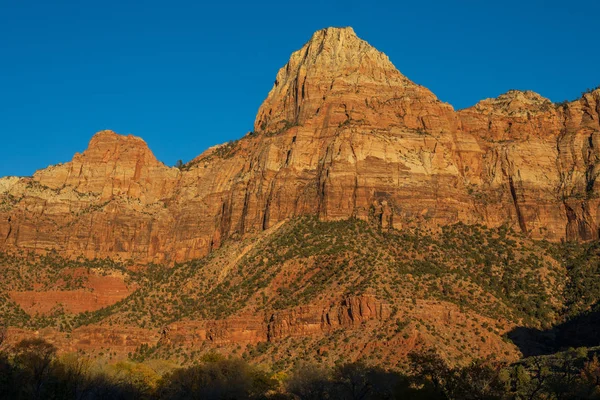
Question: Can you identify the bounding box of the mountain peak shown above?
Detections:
[86,129,150,152]
[254,27,416,133]
[305,26,358,46]
[32,130,175,201]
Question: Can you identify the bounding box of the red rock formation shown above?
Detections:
[149,295,390,347]
[267,295,390,340]
[1,27,600,262]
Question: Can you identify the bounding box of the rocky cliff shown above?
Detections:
[1,27,600,262]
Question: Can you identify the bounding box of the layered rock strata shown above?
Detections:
[1,27,600,262]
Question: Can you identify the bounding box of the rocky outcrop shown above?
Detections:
[156,295,389,346]
[1,27,600,262]
[267,295,390,340]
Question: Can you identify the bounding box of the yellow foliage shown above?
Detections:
[107,360,162,389]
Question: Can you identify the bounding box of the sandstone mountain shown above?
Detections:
[1,27,600,264]
[1,27,600,368]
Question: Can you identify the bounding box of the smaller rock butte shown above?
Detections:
[0,27,600,263]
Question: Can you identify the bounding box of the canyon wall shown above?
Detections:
[1,27,600,263]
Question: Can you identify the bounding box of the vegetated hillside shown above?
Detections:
[5,216,600,369]
[508,241,600,356]
[103,217,560,327]
[0,252,136,328]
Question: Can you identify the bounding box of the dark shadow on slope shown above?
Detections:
[508,306,600,357]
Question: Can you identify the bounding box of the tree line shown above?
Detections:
[2,329,600,399]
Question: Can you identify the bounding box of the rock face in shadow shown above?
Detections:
[1,27,600,263]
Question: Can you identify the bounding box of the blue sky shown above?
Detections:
[1,0,598,177]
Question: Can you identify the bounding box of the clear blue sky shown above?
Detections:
[1,0,598,177]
